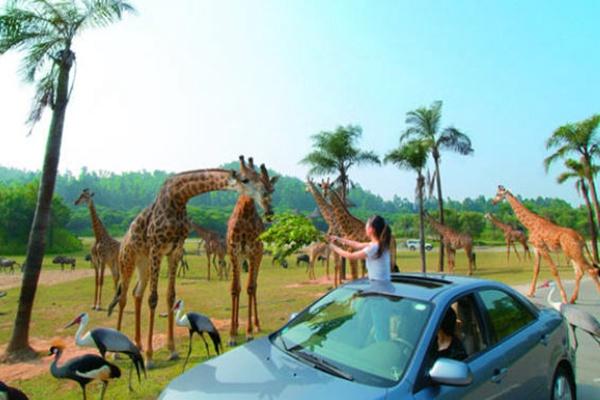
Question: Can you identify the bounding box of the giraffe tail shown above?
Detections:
[107,283,122,316]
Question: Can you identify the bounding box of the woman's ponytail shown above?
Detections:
[368,215,391,258]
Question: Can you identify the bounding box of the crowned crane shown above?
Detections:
[173,299,222,371]
[0,381,29,400]
[49,342,120,400]
[539,280,600,349]
[66,312,145,390]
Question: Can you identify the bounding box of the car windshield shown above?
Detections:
[271,287,431,387]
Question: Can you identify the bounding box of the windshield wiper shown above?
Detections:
[290,349,354,381]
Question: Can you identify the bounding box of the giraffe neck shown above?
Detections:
[164,169,238,206]
[504,192,544,230]
[427,217,455,238]
[328,190,363,233]
[307,182,336,226]
[229,195,263,232]
[488,216,513,233]
[87,200,110,241]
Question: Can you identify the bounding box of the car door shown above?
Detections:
[413,294,510,400]
[476,289,547,398]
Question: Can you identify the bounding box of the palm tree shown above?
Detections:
[400,101,473,271]
[556,158,599,262]
[0,0,135,361]
[385,140,429,272]
[301,124,380,204]
[545,114,600,241]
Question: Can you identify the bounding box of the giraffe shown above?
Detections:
[305,178,343,286]
[74,189,120,311]
[107,156,275,367]
[227,166,277,345]
[484,213,531,262]
[188,220,226,280]
[299,242,331,280]
[425,213,476,275]
[492,185,600,303]
[326,187,398,279]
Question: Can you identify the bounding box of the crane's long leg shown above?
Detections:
[200,332,210,356]
[183,331,194,372]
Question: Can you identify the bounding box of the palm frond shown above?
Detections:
[77,0,136,31]
[384,140,429,172]
[26,66,57,132]
[354,150,380,166]
[438,126,473,155]
[543,145,571,172]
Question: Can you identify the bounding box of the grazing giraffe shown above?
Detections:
[305,178,343,286]
[326,188,398,279]
[492,185,600,303]
[425,213,476,275]
[298,242,331,280]
[227,164,277,345]
[75,189,120,311]
[188,220,227,280]
[484,213,531,262]
[107,156,275,367]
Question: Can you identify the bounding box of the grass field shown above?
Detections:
[0,239,579,399]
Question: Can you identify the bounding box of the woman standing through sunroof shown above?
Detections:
[327,215,392,281]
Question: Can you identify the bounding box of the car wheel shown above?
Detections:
[551,366,575,400]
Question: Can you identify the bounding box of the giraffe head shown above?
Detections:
[233,156,278,220]
[318,178,333,198]
[74,188,94,206]
[491,185,509,205]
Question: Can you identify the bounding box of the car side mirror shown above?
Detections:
[429,358,473,386]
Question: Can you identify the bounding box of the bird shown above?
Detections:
[65,312,145,391]
[49,341,121,400]
[539,280,600,349]
[0,380,29,400]
[0,291,6,299]
[173,299,222,371]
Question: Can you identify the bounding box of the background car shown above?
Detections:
[159,274,576,400]
[406,239,433,251]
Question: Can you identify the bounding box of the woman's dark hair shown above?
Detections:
[367,215,391,258]
[440,307,457,336]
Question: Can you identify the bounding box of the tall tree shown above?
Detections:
[556,158,599,262]
[0,0,135,360]
[545,114,600,242]
[301,125,380,204]
[385,140,429,272]
[400,101,473,271]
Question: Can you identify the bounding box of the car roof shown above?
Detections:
[343,273,505,303]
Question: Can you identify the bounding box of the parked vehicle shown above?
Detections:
[406,239,433,251]
[159,274,576,400]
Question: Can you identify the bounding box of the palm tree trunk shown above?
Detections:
[581,180,599,263]
[584,167,600,244]
[434,154,444,272]
[417,174,426,273]
[4,53,73,360]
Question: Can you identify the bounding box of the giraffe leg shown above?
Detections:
[527,249,542,298]
[506,240,511,264]
[246,258,256,340]
[229,253,241,346]
[145,250,162,369]
[567,259,585,304]
[206,251,211,281]
[540,251,568,303]
[446,248,455,274]
[97,260,106,311]
[93,259,100,310]
[252,252,262,333]
[350,259,358,280]
[512,242,522,262]
[465,248,473,276]
[166,252,179,360]
[132,258,149,351]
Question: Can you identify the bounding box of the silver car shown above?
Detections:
[159,274,576,399]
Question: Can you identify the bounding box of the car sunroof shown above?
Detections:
[390,275,451,288]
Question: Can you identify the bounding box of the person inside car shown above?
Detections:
[436,307,467,361]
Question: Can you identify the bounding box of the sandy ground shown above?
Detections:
[0,269,95,291]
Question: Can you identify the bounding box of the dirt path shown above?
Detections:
[0,269,95,291]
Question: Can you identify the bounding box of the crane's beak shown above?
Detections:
[64,317,79,329]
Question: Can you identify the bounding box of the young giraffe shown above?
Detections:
[492,185,600,303]
[227,163,277,345]
[74,189,120,311]
[188,219,226,280]
[305,178,343,286]
[425,213,476,275]
[299,242,331,280]
[484,213,530,262]
[327,188,398,278]
[107,156,274,367]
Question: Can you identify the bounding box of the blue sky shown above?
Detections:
[0,0,599,204]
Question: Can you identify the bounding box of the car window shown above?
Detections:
[272,287,432,387]
[478,289,535,344]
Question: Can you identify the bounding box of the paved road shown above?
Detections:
[514,280,599,400]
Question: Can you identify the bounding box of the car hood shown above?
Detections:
[159,337,388,400]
